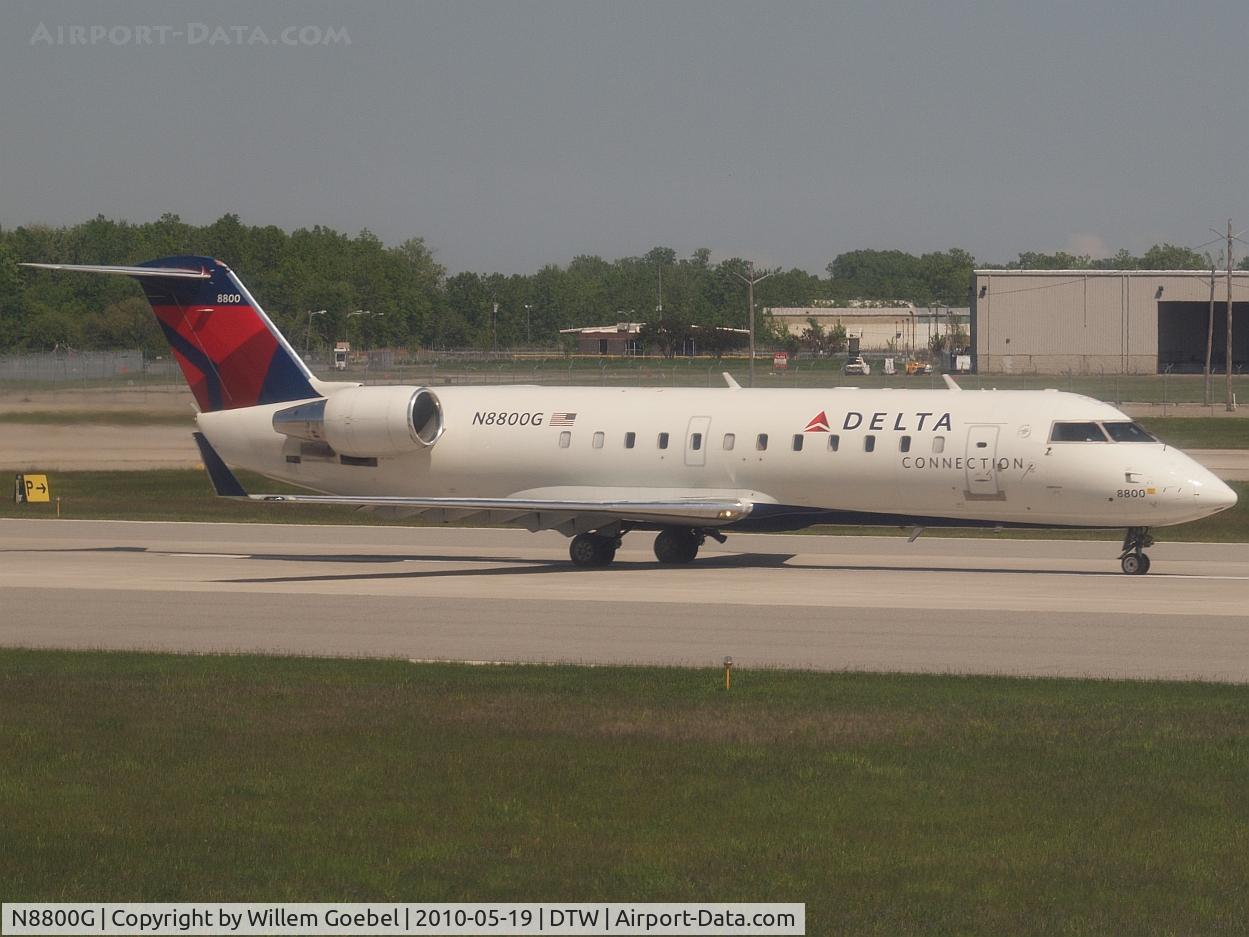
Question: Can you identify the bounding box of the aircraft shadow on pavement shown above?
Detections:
[1,544,1131,581]
[219,551,797,584]
[211,551,1130,585]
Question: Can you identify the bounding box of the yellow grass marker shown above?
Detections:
[15,473,51,503]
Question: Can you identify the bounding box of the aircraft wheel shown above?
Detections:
[1121,553,1150,576]
[570,533,616,568]
[654,527,700,564]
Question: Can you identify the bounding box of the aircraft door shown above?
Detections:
[685,416,711,467]
[965,424,1002,498]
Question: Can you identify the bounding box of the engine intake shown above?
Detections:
[272,386,444,457]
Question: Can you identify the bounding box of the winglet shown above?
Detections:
[722,372,741,389]
[192,432,248,497]
[942,374,962,391]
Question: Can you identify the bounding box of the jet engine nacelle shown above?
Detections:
[272,386,444,457]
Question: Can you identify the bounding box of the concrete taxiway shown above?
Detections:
[2,519,1247,682]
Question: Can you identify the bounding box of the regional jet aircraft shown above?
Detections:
[23,257,1237,574]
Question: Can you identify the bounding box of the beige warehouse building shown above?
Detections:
[767,306,969,354]
[973,269,1249,375]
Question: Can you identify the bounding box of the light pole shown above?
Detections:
[347,309,383,352]
[304,309,326,355]
[733,262,773,387]
[1207,221,1245,411]
[524,304,534,344]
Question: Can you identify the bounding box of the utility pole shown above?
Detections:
[1226,220,1235,411]
[1205,221,1242,411]
[304,309,326,355]
[733,262,773,387]
[1205,256,1216,407]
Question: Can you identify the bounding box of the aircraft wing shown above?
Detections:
[193,433,752,534]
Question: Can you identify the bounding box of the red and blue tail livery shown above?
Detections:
[22,256,318,411]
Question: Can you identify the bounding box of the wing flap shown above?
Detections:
[252,491,750,525]
[194,432,753,528]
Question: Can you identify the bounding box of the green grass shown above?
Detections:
[0,410,192,425]
[1138,417,1249,449]
[0,469,414,526]
[3,469,1246,542]
[1,650,1247,934]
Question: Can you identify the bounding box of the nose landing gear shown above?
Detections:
[1119,527,1154,575]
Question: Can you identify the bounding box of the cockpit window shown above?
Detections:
[1102,421,1157,442]
[1050,421,1108,443]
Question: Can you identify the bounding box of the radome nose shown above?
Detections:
[1203,476,1238,512]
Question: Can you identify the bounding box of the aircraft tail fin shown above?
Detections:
[22,257,319,412]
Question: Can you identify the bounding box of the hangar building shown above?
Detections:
[766,306,969,354]
[972,269,1249,374]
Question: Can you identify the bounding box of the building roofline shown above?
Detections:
[974,268,1248,277]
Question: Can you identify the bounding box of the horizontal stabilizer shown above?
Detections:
[21,262,211,279]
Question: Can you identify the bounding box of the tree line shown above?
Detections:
[0,214,1232,354]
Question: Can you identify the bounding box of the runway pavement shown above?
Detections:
[2,519,1248,682]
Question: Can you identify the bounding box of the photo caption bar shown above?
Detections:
[2,903,804,936]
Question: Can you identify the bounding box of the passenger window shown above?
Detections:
[899,435,911,453]
[592,431,604,449]
[756,433,769,451]
[1050,422,1109,443]
[792,434,804,452]
[558,431,571,448]
[864,435,876,452]
[624,431,636,449]
[657,432,669,450]
[723,433,735,451]
[828,434,839,452]
[690,432,702,451]
[1103,421,1157,442]
[932,436,945,454]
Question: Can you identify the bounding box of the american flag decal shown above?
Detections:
[550,412,577,426]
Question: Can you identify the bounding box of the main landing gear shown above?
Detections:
[568,526,726,568]
[568,532,620,568]
[1119,526,1154,575]
[653,527,703,564]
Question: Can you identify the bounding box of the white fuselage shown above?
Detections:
[198,385,1236,531]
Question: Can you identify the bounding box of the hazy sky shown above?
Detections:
[3,0,1247,274]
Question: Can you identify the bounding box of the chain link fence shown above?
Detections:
[2,349,1245,409]
[0,350,180,387]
